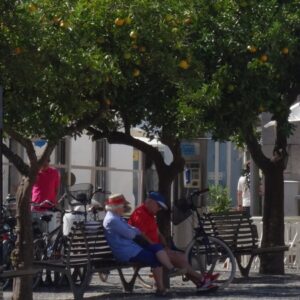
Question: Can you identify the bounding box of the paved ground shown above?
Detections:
[2,269,300,300]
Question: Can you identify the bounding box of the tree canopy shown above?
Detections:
[1,0,113,146]
[72,0,206,143]
[180,0,300,144]
[178,0,300,274]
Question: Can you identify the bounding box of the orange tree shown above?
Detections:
[0,1,116,299]
[71,0,206,241]
[179,0,300,274]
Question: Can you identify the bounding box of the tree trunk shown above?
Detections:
[157,177,172,245]
[259,166,285,274]
[12,177,34,300]
[156,175,173,289]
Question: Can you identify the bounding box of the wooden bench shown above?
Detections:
[0,268,37,279]
[202,211,289,277]
[33,221,147,300]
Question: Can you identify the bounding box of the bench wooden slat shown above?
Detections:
[206,212,288,277]
[0,268,38,279]
[33,221,150,300]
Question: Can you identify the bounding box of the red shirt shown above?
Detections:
[31,167,60,211]
[128,204,160,243]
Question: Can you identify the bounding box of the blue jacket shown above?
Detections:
[103,211,142,262]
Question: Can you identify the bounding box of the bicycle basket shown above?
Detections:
[67,183,93,206]
[172,199,192,226]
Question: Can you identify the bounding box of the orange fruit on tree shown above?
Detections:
[260,54,268,62]
[59,20,67,28]
[132,68,140,77]
[14,47,22,55]
[139,46,146,53]
[129,30,138,39]
[179,59,190,70]
[183,18,192,25]
[52,16,61,25]
[28,3,37,12]
[281,47,289,55]
[104,98,112,106]
[114,18,125,26]
[247,45,257,53]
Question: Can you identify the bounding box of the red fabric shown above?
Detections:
[31,167,60,211]
[128,204,160,243]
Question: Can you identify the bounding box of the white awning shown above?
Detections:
[288,102,300,122]
[264,101,300,128]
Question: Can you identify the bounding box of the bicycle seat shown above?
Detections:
[5,217,16,228]
[40,215,53,223]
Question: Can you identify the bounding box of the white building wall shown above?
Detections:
[262,112,300,216]
[107,144,135,206]
[70,135,95,184]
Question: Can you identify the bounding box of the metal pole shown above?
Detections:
[226,142,232,194]
[215,142,219,185]
[0,85,3,268]
[250,158,260,216]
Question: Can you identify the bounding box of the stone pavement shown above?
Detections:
[2,269,300,300]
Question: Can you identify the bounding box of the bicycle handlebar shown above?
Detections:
[31,200,62,212]
[67,185,110,206]
[190,188,209,198]
[94,187,111,194]
[31,200,54,207]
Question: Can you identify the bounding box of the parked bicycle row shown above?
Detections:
[1,184,108,290]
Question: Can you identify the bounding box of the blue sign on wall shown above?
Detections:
[181,143,197,157]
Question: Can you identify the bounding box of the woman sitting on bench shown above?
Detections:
[103,194,186,297]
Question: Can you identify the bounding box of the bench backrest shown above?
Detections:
[63,221,117,266]
[203,211,259,253]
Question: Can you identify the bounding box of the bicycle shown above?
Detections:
[1,203,17,290]
[1,195,53,290]
[63,183,109,285]
[173,188,236,289]
[31,195,70,288]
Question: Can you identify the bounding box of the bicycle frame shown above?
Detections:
[181,189,236,288]
[184,205,214,266]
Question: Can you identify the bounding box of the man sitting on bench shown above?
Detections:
[129,191,219,291]
[103,194,186,297]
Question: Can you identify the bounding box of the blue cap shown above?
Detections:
[148,191,168,210]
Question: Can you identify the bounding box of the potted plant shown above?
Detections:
[208,185,232,213]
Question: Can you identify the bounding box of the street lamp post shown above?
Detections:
[0,85,3,268]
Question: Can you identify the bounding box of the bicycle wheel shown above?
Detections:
[1,240,14,290]
[32,239,45,289]
[49,230,66,287]
[186,235,236,289]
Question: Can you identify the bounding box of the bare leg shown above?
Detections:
[152,266,165,291]
[155,250,174,270]
[166,248,203,284]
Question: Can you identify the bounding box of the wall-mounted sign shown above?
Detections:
[181,143,200,156]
